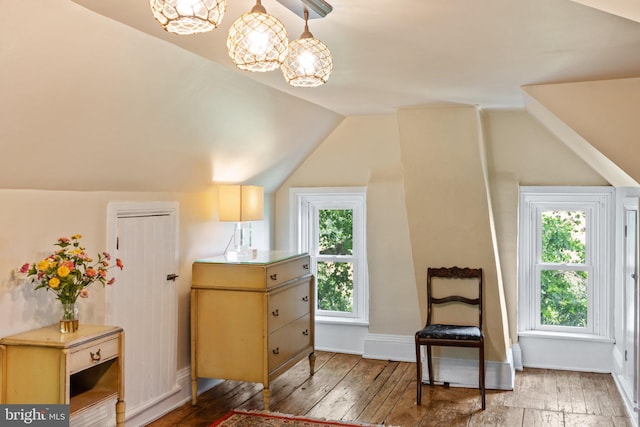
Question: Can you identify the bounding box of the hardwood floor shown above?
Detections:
[147,351,634,427]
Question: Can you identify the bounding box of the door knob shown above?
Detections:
[166,274,179,281]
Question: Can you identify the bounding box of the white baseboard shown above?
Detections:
[315,322,368,354]
[363,333,415,362]
[512,343,523,371]
[612,373,639,427]
[518,333,614,372]
[125,368,221,427]
[363,333,514,390]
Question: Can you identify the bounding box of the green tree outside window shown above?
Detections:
[540,211,587,327]
[317,209,354,312]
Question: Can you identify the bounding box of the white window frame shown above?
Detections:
[518,186,613,338]
[290,187,368,324]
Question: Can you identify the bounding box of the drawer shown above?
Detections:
[266,255,311,288]
[268,314,312,370]
[268,279,312,334]
[69,336,119,374]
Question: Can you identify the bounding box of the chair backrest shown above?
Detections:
[426,267,483,329]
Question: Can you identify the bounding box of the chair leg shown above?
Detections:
[479,342,485,410]
[415,337,422,405]
[426,344,434,386]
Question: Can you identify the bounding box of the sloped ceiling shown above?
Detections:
[524,78,640,187]
[3,0,640,192]
[570,0,640,23]
[72,0,640,115]
[0,0,342,192]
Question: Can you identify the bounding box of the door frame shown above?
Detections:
[105,201,180,422]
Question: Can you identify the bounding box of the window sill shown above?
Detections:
[518,330,614,344]
[316,316,369,327]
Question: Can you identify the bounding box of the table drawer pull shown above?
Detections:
[272,347,280,355]
[270,273,278,281]
[302,329,309,336]
[302,296,309,302]
[272,309,280,317]
[69,337,119,374]
[303,264,309,270]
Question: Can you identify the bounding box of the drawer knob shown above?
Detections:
[302,296,309,302]
[303,264,309,270]
[302,329,309,336]
[270,273,278,281]
[90,349,102,362]
[272,347,280,355]
[272,309,280,317]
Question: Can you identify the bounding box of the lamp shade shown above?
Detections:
[281,11,332,87]
[149,0,227,35]
[219,185,264,222]
[227,0,289,72]
[281,37,332,87]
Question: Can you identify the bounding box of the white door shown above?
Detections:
[623,206,638,402]
[107,203,179,419]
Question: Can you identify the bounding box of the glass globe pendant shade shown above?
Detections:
[281,14,332,87]
[281,37,332,87]
[227,0,289,72]
[149,0,227,35]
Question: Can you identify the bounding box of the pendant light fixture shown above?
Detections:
[149,0,227,35]
[281,8,332,87]
[227,0,289,72]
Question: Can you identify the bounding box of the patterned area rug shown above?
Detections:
[210,410,387,427]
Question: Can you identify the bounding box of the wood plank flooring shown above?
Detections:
[147,351,634,427]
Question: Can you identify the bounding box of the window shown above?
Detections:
[291,188,368,323]
[518,187,613,336]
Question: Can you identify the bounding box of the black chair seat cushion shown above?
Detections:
[417,324,481,341]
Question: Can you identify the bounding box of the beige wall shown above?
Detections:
[275,114,422,335]
[479,109,608,344]
[397,105,508,362]
[0,188,232,369]
[0,109,613,374]
[275,106,609,362]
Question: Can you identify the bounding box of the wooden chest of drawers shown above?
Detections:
[190,252,315,410]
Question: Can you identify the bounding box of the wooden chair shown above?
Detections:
[414,266,485,409]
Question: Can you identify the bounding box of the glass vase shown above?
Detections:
[59,302,79,334]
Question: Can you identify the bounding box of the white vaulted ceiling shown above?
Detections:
[71,0,640,115]
[2,0,640,192]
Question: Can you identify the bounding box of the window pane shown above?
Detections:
[541,210,586,264]
[319,209,353,255]
[540,269,587,327]
[317,261,353,312]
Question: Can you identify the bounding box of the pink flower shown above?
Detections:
[58,237,70,244]
[19,263,30,273]
[86,267,96,278]
[102,252,111,261]
[80,289,89,298]
[98,269,107,278]
[102,261,109,267]
[61,261,74,271]
[107,278,116,285]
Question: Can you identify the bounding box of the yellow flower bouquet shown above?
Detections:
[20,234,124,331]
